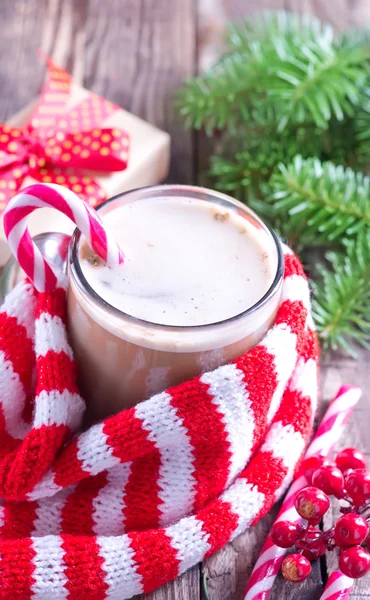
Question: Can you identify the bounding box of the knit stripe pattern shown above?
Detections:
[0,246,318,599]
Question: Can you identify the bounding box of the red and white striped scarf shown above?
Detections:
[0,246,318,599]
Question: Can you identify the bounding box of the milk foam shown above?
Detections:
[79,196,276,327]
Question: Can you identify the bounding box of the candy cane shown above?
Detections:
[319,571,353,600]
[244,385,361,600]
[3,183,124,292]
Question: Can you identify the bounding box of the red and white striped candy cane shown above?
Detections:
[244,385,361,600]
[4,183,124,292]
[320,571,353,600]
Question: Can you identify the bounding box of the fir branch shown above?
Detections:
[269,157,370,245]
[178,11,368,134]
[226,10,332,52]
[312,232,370,355]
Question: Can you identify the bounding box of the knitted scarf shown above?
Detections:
[0,246,318,599]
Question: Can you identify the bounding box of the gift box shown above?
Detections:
[0,60,170,265]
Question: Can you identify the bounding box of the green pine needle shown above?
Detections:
[178,11,368,134]
[178,10,370,354]
[312,232,370,355]
[270,157,370,245]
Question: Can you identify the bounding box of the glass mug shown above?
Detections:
[67,185,284,423]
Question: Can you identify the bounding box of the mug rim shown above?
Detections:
[69,184,284,333]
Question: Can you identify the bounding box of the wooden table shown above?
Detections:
[0,1,369,599]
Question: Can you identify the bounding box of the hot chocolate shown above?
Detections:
[67,186,283,422]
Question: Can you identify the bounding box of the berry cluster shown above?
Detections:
[271,447,370,582]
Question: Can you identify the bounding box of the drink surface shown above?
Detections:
[79,196,275,327]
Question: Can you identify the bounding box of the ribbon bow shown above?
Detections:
[0,59,129,212]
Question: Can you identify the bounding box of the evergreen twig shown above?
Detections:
[178,10,370,354]
[313,232,370,355]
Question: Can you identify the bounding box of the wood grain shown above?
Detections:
[0,1,369,599]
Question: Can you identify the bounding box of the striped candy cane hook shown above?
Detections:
[3,183,124,292]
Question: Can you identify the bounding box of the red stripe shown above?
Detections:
[123,452,161,532]
[128,529,180,594]
[102,408,156,462]
[61,534,108,600]
[53,440,88,489]
[244,451,287,524]
[284,253,307,279]
[17,229,38,283]
[61,472,107,535]
[88,209,108,262]
[169,377,231,510]
[244,451,286,496]
[275,299,307,337]
[0,537,35,599]
[36,287,68,322]
[198,499,238,557]
[3,205,35,235]
[0,424,69,500]
[301,327,320,362]
[245,538,282,591]
[36,350,79,395]
[0,499,38,538]
[24,183,75,221]
[274,388,313,437]
[0,312,34,391]
[234,345,277,453]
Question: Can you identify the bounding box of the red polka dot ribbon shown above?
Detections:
[0,59,130,213]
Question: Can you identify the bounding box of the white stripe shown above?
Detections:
[280,274,311,311]
[35,314,73,359]
[6,192,48,210]
[76,423,121,475]
[52,184,91,235]
[98,536,144,599]
[92,463,132,535]
[321,575,353,599]
[244,575,279,600]
[222,479,265,540]
[201,364,255,486]
[33,389,85,431]
[166,515,211,573]
[28,472,63,501]
[135,392,196,527]
[263,422,306,471]
[322,388,361,421]
[34,245,48,292]
[0,504,5,529]
[263,421,306,503]
[1,280,36,340]
[31,537,68,599]
[0,351,29,439]
[33,487,74,536]
[263,324,298,423]
[290,358,317,402]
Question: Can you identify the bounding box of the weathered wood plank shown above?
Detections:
[82,0,196,184]
[0,0,47,121]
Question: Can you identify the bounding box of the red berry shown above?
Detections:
[312,465,345,498]
[334,513,369,547]
[345,470,370,506]
[271,521,298,548]
[339,546,370,579]
[295,527,327,560]
[281,553,312,582]
[302,455,334,484]
[294,486,331,525]
[336,448,367,472]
